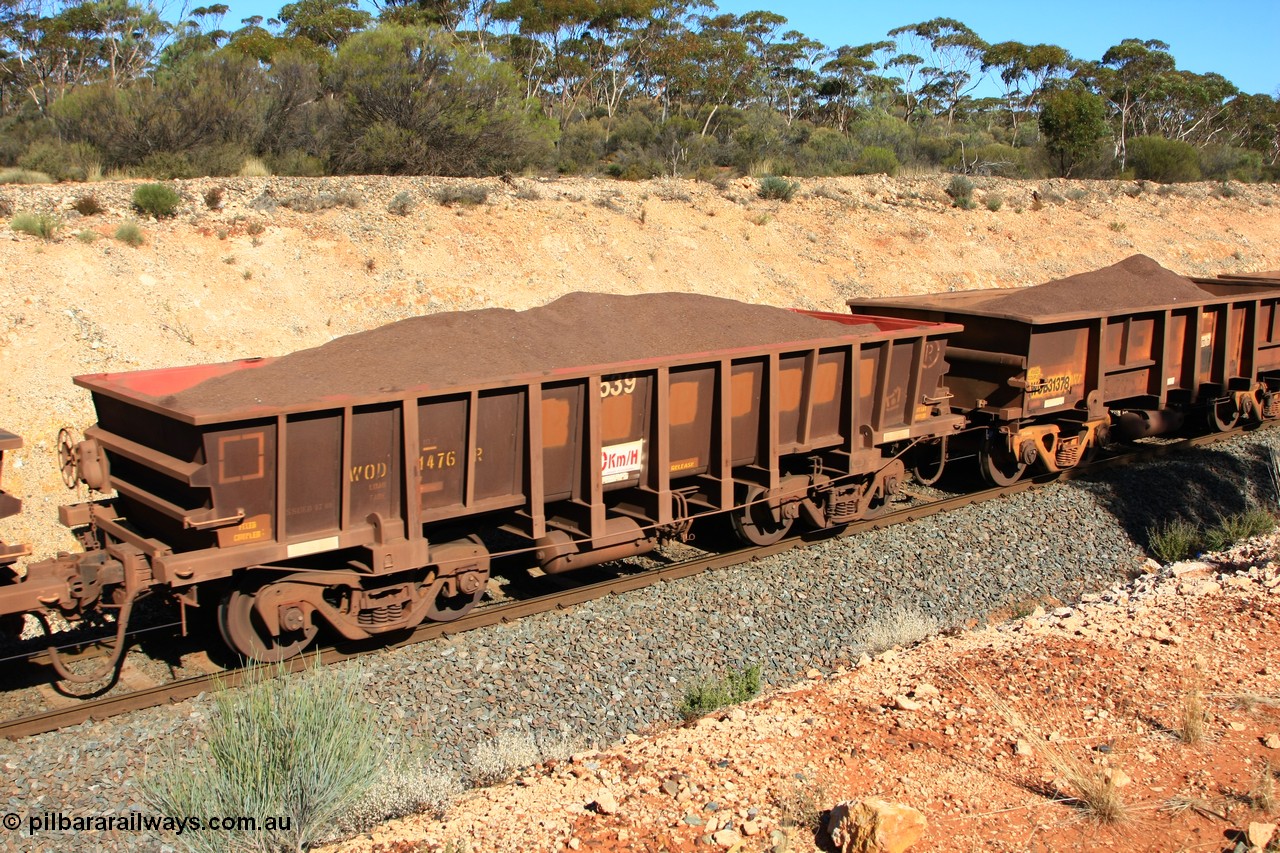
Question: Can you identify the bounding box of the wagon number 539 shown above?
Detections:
[600,376,638,398]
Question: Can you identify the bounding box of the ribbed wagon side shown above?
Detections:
[0,430,29,571]
[2,297,962,662]
[850,257,1280,485]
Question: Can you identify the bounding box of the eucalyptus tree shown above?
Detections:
[980,40,1069,142]
[887,17,985,125]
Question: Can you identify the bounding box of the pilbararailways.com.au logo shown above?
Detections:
[8,811,293,835]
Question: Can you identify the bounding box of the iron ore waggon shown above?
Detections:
[849,256,1280,485]
[1,294,962,662]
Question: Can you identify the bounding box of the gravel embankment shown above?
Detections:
[3,428,1279,851]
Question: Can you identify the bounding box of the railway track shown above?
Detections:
[0,422,1265,741]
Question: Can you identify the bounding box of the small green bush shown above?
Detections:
[114,220,145,246]
[431,183,489,206]
[946,175,975,208]
[76,229,98,243]
[1147,518,1200,563]
[132,184,181,218]
[985,194,1003,212]
[143,662,384,853]
[387,191,416,216]
[72,194,104,216]
[1203,509,1274,552]
[852,146,900,176]
[678,664,762,720]
[1127,135,1201,183]
[11,211,61,239]
[757,175,798,201]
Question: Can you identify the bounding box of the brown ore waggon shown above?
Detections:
[849,256,1280,486]
[2,294,962,662]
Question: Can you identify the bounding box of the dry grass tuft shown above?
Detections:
[1230,692,1280,712]
[1178,688,1207,745]
[775,774,827,831]
[1252,761,1276,812]
[239,157,271,177]
[967,679,1128,823]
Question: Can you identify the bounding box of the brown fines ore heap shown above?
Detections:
[975,254,1209,315]
[163,293,876,416]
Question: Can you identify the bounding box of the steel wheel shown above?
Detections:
[425,575,485,622]
[910,436,948,486]
[1208,398,1240,432]
[978,438,1026,486]
[56,428,78,489]
[730,485,793,546]
[218,583,318,663]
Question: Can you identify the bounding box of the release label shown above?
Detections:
[602,439,644,484]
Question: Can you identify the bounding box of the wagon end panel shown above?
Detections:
[88,394,223,553]
[0,429,29,568]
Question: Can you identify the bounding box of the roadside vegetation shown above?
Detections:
[0,7,1274,183]
[678,663,763,720]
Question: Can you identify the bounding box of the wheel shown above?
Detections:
[218,582,318,663]
[56,428,78,489]
[730,485,793,547]
[425,575,485,622]
[978,438,1026,486]
[910,436,947,486]
[1207,398,1239,432]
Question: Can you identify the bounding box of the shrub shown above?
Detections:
[1147,518,1200,563]
[946,175,975,208]
[861,605,939,653]
[1199,145,1263,182]
[11,211,61,239]
[143,662,384,853]
[18,140,100,182]
[281,190,361,212]
[76,229,98,243]
[139,151,198,180]
[114,220,145,246]
[757,175,798,201]
[431,183,489,206]
[852,145,900,176]
[132,184,182,218]
[1127,136,1201,183]
[203,187,224,210]
[678,663,762,720]
[985,194,1003,212]
[270,150,326,177]
[1203,508,1274,552]
[72,195,104,216]
[0,169,53,185]
[387,191,416,216]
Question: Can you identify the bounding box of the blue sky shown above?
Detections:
[215,0,1279,97]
